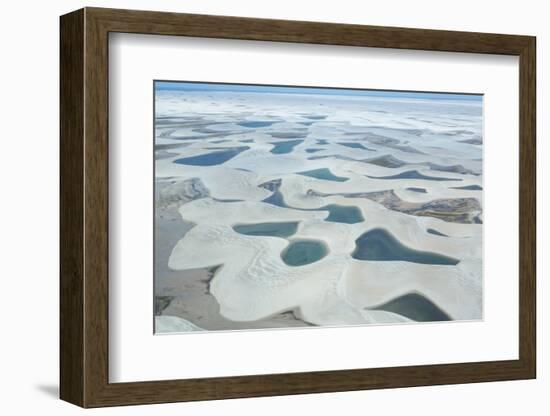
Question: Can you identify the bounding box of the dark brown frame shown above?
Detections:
[60,7,536,408]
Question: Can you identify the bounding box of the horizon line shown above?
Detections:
[154,80,483,102]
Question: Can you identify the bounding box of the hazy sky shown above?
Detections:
[155,80,482,102]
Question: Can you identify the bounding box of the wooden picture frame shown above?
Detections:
[60,7,536,408]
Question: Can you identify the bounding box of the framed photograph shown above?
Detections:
[60,7,536,408]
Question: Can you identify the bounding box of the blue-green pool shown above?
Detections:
[370,293,451,321]
[270,140,303,154]
[237,121,276,128]
[338,142,375,151]
[367,170,461,182]
[281,239,328,266]
[451,184,483,191]
[321,204,364,224]
[352,228,459,265]
[261,191,363,224]
[233,222,299,238]
[297,168,349,182]
[174,146,249,166]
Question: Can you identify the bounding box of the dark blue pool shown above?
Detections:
[352,228,459,265]
[174,146,249,166]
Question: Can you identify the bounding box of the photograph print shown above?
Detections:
[154,81,483,334]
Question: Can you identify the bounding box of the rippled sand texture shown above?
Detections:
[154,84,483,333]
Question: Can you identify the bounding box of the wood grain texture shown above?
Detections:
[59,8,84,407]
[59,7,537,408]
[88,7,532,54]
[83,10,110,406]
[518,38,537,375]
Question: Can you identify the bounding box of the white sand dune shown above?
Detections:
[167,196,481,326]
[155,87,483,330]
